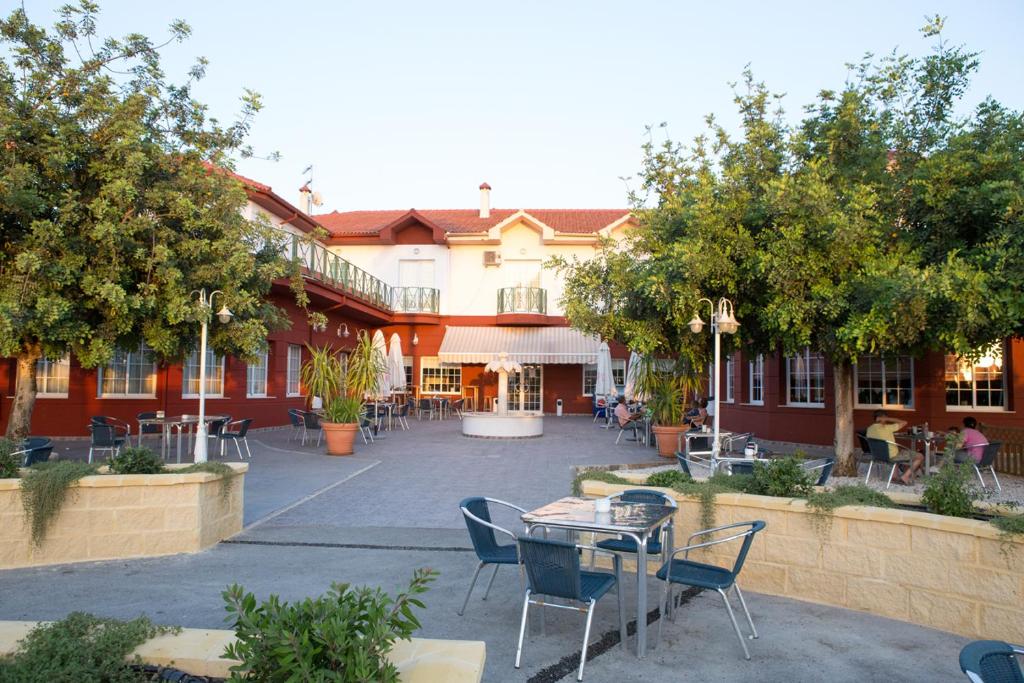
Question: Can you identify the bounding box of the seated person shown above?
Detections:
[866,409,924,485]
[703,397,714,429]
[683,399,706,428]
[614,396,641,428]
[959,416,989,463]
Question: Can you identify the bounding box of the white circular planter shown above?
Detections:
[461,412,544,439]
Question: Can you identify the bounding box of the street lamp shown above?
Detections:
[191,289,233,463]
[689,297,740,468]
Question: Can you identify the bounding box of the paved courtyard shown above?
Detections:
[0,417,971,681]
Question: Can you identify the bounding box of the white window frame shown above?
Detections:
[748,354,764,405]
[182,348,226,398]
[420,357,461,395]
[36,354,70,398]
[403,355,414,391]
[582,364,597,397]
[287,344,303,397]
[854,355,915,410]
[611,359,626,388]
[944,346,1007,412]
[247,350,269,398]
[786,348,826,408]
[97,343,158,398]
[725,356,735,403]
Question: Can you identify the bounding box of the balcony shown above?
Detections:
[281,231,392,311]
[392,286,440,314]
[497,287,547,324]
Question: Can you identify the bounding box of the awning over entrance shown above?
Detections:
[438,326,601,364]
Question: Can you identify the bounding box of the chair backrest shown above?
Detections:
[675,452,692,476]
[959,640,1024,683]
[460,497,502,560]
[729,461,754,477]
[89,423,117,447]
[302,411,321,429]
[729,520,766,578]
[209,417,231,436]
[23,437,50,450]
[855,429,869,453]
[418,398,432,411]
[228,418,252,437]
[978,442,1002,468]
[90,415,111,427]
[287,409,304,427]
[618,488,676,544]
[517,536,582,601]
[396,403,409,417]
[137,412,157,420]
[865,437,895,463]
[689,435,712,453]
[23,444,53,467]
[136,412,161,434]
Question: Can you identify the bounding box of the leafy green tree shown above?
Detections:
[0,3,300,437]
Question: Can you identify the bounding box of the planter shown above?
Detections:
[322,421,359,455]
[650,424,686,457]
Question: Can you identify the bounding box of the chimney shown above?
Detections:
[479,182,491,219]
[298,183,312,214]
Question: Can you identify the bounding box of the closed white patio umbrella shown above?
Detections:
[388,333,406,392]
[624,351,643,402]
[594,342,616,398]
[371,330,391,399]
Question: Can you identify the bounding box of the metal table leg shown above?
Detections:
[636,535,649,657]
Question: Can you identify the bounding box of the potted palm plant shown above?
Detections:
[644,357,702,458]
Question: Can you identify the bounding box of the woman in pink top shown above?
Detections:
[960,416,988,463]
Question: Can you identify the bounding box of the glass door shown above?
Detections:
[508,364,543,411]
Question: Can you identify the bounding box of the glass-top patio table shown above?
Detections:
[521,496,676,658]
[137,414,230,463]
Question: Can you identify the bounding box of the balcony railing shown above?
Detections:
[281,231,393,310]
[497,286,547,315]
[392,286,440,314]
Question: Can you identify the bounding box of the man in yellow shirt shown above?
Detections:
[866,410,923,485]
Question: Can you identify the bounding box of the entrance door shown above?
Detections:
[508,364,543,411]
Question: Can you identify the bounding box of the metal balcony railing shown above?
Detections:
[280,231,393,310]
[497,286,547,315]
[392,286,440,314]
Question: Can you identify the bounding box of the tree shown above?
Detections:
[555,17,1024,475]
[0,3,300,437]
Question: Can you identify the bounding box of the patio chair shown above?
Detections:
[300,411,322,447]
[418,398,435,421]
[515,536,627,681]
[657,520,766,660]
[394,402,410,430]
[13,437,53,467]
[451,398,465,420]
[458,497,527,616]
[802,457,836,486]
[287,409,304,441]
[864,437,913,489]
[91,415,132,439]
[136,412,162,447]
[217,419,253,460]
[614,418,642,445]
[959,640,1024,683]
[675,452,692,477]
[955,442,1004,493]
[207,415,231,443]
[358,413,376,445]
[593,489,677,579]
[88,422,126,463]
[592,396,608,423]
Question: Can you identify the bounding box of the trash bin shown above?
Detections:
[556,398,563,416]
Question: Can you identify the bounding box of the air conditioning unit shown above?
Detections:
[483,251,502,266]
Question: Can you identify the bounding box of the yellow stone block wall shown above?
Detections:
[583,481,1024,643]
[0,464,246,569]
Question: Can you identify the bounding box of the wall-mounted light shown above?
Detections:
[337,323,350,338]
[412,333,419,346]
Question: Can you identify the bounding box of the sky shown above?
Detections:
[19,0,1024,212]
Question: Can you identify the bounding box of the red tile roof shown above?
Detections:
[314,209,630,236]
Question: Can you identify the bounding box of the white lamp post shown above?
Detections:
[191,289,233,463]
[688,297,739,468]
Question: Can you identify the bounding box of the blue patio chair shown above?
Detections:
[959,640,1023,683]
[88,422,126,463]
[614,417,642,445]
[300,411,322,447]
[728,461,755,476]
[515,536,627,682]
[358,412,376,445]
[593,489,677,577]
[657,520,766,660]
[217,419,252,460]
[675,452,692,477]
[13,437,53,467]
[287,409,304,441]
[418,398,435,421]
[955,442,1004,493]
[592,396,608,423]
[864,437,913,489]
[394,402,410,430]
[458,497,526,616]
[802,457,835,486]
[91,415,132,440]
[136,412,162,446]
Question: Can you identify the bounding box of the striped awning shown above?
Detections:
[438,326,601,365]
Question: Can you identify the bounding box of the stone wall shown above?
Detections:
[583,480,1024,642]
[0,464,246,569]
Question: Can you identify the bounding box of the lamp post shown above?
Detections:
[688,298,740,468]
[191,289,233,463]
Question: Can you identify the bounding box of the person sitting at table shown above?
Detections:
[703,397,714,429]
[958,416,989,463]
[614,396,642,428]
[683,399,706,428]
[866,410,924,485]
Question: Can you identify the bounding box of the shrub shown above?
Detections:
[744,457,813,498]
[0,612,177,682]
[807,484,896,514]
[223,568,438,682]
[107,446,165,475]
[921,461,981,518]
[645,469,691,488]
[177,462,237,502]
[20,460,97,546]
[0,437,19,478]
[571,469,630,496]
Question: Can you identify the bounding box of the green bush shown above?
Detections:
[107,446,165,475]
[922,461,981,518]
[20,460,97,546]
[323,396,364,424]
[571,469,630,496]
[223,568,437,682]
[645,469,691,488]
[743,457,813,498]
[0,437,19,478]
[807,484,896,514]
[0,612,177,682]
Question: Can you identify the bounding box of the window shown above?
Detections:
[945,345,1005,410]
[855,355,913,408]
[287,344,302,396]
[99,344,157,397]
[725,356,735,403]
[786,349,825,406]
[749,355,764,405]
[403,356,414,390]
[247,351,268,398]
[420,357,461,394]
[583,365,597,396]
[611,359,626,387]
[182,347,225,397]
[36,355,70,397]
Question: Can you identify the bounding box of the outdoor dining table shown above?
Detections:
[521,496,676,659]
[896,430,945,473]
[136,414,230,463]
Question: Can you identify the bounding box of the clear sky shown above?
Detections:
[20,1,1024,212]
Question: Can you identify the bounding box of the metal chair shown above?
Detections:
[458,497,526,616]
[207,415,231,446]
[300,411,322,447]
[217,419,253,460]
[592,396,608,423]
[515,536,627,682]
[418,398,435,421]
[394,402,410,430]
[614,417,642,445]
[91,415,131,440]
[802,457,835,486]
[358,412,376,445]
[675,452,692,477]
[959,640,1024,683]
[864,437,913,489]
[594,489,677,573]
[87,422,126,463]
[451,398,465,420]
[657,520,766,660]
[955,442,1004,493]
[13,437,53,467]
[287,409,304,441]
[136,412,162,446]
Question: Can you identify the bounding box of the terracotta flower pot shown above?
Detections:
[322,422,359,455]
[651,424,686,458]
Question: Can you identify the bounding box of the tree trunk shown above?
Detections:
[5,346,41,440]
[832,359,857,476]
